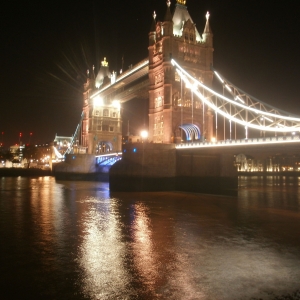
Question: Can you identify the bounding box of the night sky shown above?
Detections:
[1,0,299,146]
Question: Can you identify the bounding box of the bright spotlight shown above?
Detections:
[140,130,148,139]
[93,96,103,107]
[112,100,120,109]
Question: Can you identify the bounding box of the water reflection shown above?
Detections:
[1,177,300,299]
[77,197,132,299]
[131,202,158,293]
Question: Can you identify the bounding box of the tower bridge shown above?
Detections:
[55,0,300,194]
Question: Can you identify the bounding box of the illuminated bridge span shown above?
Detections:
[73,1,300,161]
[176,135,300,149]
[172,59,300,140]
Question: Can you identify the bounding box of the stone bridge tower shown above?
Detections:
[148,0,214,143]
[82,58,122,154]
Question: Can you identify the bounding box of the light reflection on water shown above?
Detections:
[0,176,300,299]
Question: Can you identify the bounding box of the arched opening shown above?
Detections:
[179,124,201,142]
[97,141,113,153]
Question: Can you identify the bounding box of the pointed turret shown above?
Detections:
[164,0,172,22]
[163,1,173,36]
[95,57,111,88]
[172,0,201,42]
[149,11,157,46]
[202,11,213,46]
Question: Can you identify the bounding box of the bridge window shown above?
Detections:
[112,112,116,118]
[190,34,194,42]
[95,110,99,116]
[102,125,109,131]
[155,97,162,108]
[185,99,191,107]
[103,109,109,117]
[109,126,114,132]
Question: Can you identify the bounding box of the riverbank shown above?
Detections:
[0,168,52,177]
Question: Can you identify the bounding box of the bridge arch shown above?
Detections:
[179,124,201,141]
[96,141,113,154]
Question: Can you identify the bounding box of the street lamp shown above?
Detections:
[140,130,148,142]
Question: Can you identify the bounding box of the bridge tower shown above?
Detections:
[148,0,214,143]
[82,58,122,154]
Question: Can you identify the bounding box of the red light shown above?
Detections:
[19,133,22,137]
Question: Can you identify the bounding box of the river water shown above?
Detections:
[0,176,300,300]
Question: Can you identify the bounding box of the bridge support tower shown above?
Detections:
[148,0,214,143]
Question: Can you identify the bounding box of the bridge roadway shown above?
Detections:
[176,135,300,161]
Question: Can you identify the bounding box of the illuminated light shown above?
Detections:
[211,137,216,143]
[111,71,117,84]
[214,71,224,83]
[171,58,300,131]
[112,100,120,109]
[175,135,300,149]
[235,96,245,103]
[225,84,232,92]
[93,96,103,107]
[140,130,148,139]
[263,116,274,122]
[133,148,137,153]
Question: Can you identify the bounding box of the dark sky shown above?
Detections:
[1,0,299,146]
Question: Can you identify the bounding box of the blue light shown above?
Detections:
[123,149,127,153]
[72,156,76,160]
[133,148,137,153]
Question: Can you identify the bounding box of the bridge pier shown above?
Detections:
[176,150,237,196]
[109,143,238,196]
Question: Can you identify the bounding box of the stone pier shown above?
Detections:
[109,143,238,196]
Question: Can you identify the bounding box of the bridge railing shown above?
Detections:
[176,135,300,149]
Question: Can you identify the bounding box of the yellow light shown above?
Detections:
[140,130,148,139]
[112,100,120,109]
[93,96,103,107]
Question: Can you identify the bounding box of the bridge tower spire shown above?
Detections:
[148,1,214,143]
[82,58,122,154]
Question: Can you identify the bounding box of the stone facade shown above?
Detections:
[81,59,122,154]
[148,1,214,143]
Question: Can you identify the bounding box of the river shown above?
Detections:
[0,176,300,299]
